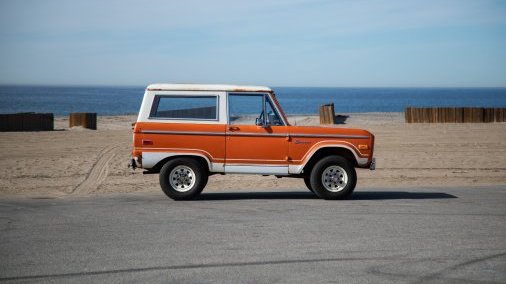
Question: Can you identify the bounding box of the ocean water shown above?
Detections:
[0,85,505,116]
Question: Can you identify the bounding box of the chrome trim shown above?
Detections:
[141,130,224,136]
[226,132,288,137]
[290,134,370,139]
[142,130,367,139]
[141,130,289,138]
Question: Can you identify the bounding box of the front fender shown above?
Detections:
[288,141,369,174]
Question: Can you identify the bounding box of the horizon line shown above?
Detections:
[1,83,506,89]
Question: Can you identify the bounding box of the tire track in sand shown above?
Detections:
[72,146,118,194]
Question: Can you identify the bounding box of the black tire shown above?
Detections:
[309,156,356,200]
[159,158,208,200]
[303,177,314,193]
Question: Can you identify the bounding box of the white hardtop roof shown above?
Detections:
[146,83,272,92]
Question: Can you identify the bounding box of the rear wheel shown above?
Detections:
[310,156,356,200]
[159,158,208,200]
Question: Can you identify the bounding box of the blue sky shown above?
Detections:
[0,0,505,87]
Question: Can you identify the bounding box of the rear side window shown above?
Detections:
[150,95,218,120]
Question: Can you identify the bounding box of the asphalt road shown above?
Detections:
[1,186,505,283]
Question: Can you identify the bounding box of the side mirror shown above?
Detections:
[268,112,280,126]
[255,117,269,128]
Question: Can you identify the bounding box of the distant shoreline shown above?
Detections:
[0,111,407,117]
[2,84,506,89]
[2,86,506,115]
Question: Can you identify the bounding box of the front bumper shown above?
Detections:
[369,157,376,170]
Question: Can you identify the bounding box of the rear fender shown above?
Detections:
[143,152,212,171]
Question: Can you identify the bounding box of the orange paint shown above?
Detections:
[133,122,374,168]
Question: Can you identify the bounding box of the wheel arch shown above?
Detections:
[150,154,211,173]
[301,146,358,175]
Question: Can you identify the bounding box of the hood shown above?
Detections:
[288,125,373,137]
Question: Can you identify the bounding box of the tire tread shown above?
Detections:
[309,155,356,200]
[159,158,208,200]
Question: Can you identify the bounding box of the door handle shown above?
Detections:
[228,126,240,131]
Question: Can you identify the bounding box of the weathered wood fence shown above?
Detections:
[319,103,336,124]
[0,113,54,131]
[405,107,506,123]
[69,112,97,129]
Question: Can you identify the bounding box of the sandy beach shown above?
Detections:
[0,113,505,197]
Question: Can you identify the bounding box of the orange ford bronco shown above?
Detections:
[130,84,375,200]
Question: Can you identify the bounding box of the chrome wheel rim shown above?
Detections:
[322,165,348,192]
[169,165,196,192]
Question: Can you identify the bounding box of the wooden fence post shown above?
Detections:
[69,113,97,130]
[320,103,336,124]
[319,103,336,125]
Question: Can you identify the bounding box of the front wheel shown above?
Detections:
[309,156,357,200]
[159,158,208,200]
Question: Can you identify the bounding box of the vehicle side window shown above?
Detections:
[150,95,217,120]
[265,99,283,126]
[228,94,264,125]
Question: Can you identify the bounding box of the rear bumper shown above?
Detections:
[128,156,142,170]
